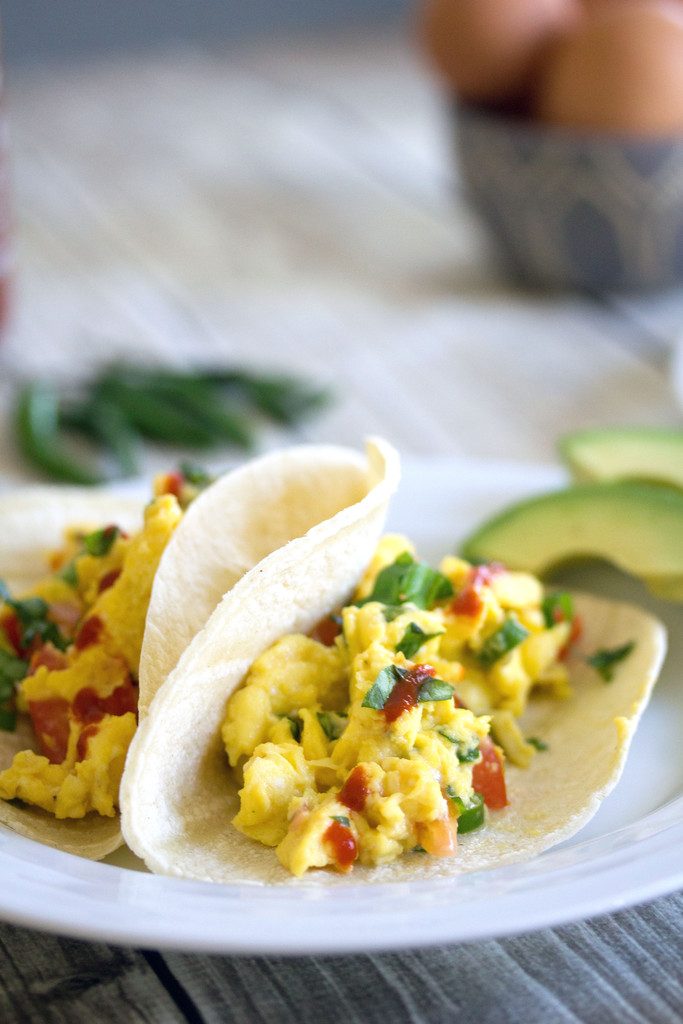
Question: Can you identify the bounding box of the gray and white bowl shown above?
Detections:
[457,104,683,293]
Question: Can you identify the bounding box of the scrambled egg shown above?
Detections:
[222,535,576,876]
[0,493,182,819]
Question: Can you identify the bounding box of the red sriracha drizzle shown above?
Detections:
[323,820,358,872]
[472,736,508,810]
[451,562,505,618]
[339,765,370,812]
[74,615,104,651]
[383,664,435,724]
[559,615,583,661]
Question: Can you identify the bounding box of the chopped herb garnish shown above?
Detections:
[446,789,485,834]
[0,582,68,653]
[437,729,480,762]
[317,711,347,741]
[412,844,427,854]
[359,552,453,611]
[527,737,549,752]
[83,525,120,557]
[587,642,635,682]
[362,665,400,710]
[0,650,28,733]
[179,462,214,488]
[417,678,455,703]
[331,815,351,828]
[542,592,574,629]
[286,714,303,742]
[478,615,529,667]
[362,664,454,711]
[395,622,443,660]
[382,605,404,623]
[59,559,79,588]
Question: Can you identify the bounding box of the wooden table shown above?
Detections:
[0,30,681,1023]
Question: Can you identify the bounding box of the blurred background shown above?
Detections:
[2,1,411,67]
[0,0,680,487]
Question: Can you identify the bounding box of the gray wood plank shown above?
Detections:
[0,923,185,1024]
[153,893,683,1024]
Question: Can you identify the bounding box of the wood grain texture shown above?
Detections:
[2,892,683,1023]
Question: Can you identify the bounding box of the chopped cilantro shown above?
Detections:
[542,592,574,629]
[331,815,351,828]
[179,462,214,488]
[0,650,27,733]
[317,711,346,741]
[417,678,455,703]
[527,737,549,752]
[395,622,443,660]
[286,714,303,742]
[361,665,400,710]
[359,553,453,611]
[83,525,120,557]
[59,559,79,588]
[587,642,635,682]
[478,615,529,667]
[437,728,480,762]
[0,582,68,653]
[361,665,454,711]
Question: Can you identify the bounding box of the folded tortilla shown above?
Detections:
[121,487,666,884]
[0,441,391,860]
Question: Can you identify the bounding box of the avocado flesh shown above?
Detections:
[461,482,683,598]
[560,427,683,490]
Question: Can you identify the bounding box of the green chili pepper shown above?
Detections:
[447,790,485,834]
[15,383,105,485]
[95,378,218,448]
[60,398,140,477]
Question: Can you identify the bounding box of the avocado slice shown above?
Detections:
[560,427,683,490]
[460,481,683,598]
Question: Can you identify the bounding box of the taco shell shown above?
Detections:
[122,517,665,883]
[0,440,395,860]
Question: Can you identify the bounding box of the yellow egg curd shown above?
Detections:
[0,488,183,819]
[222,535,577,876]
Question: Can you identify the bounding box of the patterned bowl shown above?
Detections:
[456,104,683,293]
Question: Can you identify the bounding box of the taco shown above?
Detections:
[122,463,666,883]
[0,441,388,860]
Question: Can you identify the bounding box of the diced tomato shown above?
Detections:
[559,615,583,661]
[310,615,341,647]
[98,569,121,594]
[72,677,138,725]
[28,697,70,764]
[416,816,458,858]
[160,471,184,499]
[1,610,23,655]
[323,820,358,872]
[339,765,370,812]
[472,736,508,810]
[451,587,483,617]
[74,615,103,651]
[28,643,68,675]
[383,664,435,724]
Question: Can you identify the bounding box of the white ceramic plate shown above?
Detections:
[0,456,681,954]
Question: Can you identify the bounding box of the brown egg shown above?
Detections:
[421,0,580,107]
[536,2,683,135]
